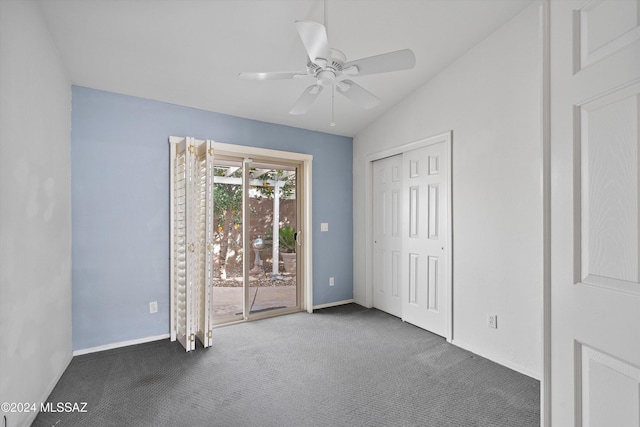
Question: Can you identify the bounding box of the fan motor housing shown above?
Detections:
[307,48,346,78]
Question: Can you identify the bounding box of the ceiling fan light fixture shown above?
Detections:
[317,70,336,86]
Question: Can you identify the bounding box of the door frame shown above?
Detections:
[541,1,551,425]
[208,142,314,316]
[364,131,453,341]
[169,138,314,341]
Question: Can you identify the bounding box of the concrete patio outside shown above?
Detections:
[212,285,296,318]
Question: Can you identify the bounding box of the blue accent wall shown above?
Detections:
[71,86,353,351]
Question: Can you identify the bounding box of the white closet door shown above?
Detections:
[372,155,403,318]
[402,142,449,337]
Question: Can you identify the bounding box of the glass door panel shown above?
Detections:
[247,162,298,316]
[211,155,301,326]
[211,158,244,323]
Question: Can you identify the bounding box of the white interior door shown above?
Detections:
[372,154,403,317]
[550,1,640,425]
[402,143,449,337]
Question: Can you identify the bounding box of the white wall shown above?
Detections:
[353,3,542,378]
[0,1,72,426]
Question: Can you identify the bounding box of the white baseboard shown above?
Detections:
[22,351,73,427]
[73,334,170,356]
[451,338,541,381]
[312,299,355,310]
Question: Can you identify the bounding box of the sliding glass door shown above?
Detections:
[211,155,301,325]
[247,162,298,316]
[169,137,313,351]
[170,137,311,350]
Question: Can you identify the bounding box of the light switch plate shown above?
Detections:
[321,223,329,232]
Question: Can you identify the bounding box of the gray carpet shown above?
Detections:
[33,304,539,426]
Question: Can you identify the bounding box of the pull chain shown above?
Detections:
[326,0,335,127]
[331,85,336,127]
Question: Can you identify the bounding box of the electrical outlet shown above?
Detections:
[329,277,334,287]
[149,301,158,314]
[487,314,498,329]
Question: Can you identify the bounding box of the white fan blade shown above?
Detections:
[336,80,380,109]
[239,72,306,80]
[290,85,323,115]
[295,21,331,67]
[344,49,416,76]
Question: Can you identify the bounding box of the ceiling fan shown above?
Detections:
[238,20,416,117]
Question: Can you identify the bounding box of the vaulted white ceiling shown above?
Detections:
[39,0,534,137]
